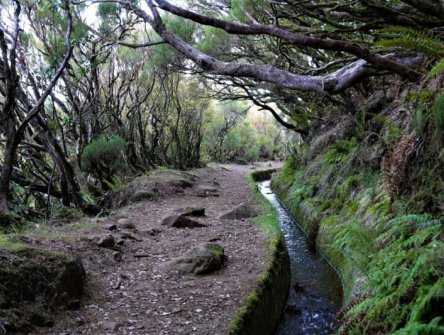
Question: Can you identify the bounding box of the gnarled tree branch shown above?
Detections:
[152,0,420,80]
[121,1,421,94]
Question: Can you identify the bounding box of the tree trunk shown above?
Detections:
[0,124,18,212]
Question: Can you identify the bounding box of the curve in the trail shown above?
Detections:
[258,180,343,335]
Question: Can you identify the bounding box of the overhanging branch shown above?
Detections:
[152,0,420,80]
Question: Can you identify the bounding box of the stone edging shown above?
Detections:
[229,170,290,335]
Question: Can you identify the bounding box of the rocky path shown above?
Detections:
[34,163,281,335]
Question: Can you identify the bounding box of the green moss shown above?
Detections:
[207,244,224,257]
[229,235,290,335]
[250,169,278,182]
[0,235,28,251]
[52,205,83,220]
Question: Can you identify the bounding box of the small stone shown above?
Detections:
[106,224,117,231]
[176,207,206,217]
[118,218,136,230]
[91,235,115,249]
[162,215,207,228]
[120,232,142,242]
[146,228,161,236]
[103,321,121,331]
[219,202,261,220]
[113,251,122,262]
[196,186,219,197]
[131,190,153,202]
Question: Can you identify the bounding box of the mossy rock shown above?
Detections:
[162,242,225,275]
[0,239,85,333]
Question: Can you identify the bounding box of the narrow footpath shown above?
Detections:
[32,163,281,335]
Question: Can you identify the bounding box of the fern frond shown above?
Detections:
[432,93,444,142]
[427,58,444,78]
[385,214,441,227]
[392,317,444,335]
[376,26,444,57]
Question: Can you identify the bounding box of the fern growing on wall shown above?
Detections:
[432,93,444,143]
[338,214,444,335]
[381,135,418,202]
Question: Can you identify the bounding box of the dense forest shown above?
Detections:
[0,0,443,334]
[0,0,294,220]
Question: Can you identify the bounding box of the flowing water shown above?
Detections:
[258,180,343,335]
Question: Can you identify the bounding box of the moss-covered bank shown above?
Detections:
[229,171,290,335]
[271,90,444,334]
[0,236,85,333]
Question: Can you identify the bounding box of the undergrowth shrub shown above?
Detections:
[81,135,127,184]
[323,138,357,165]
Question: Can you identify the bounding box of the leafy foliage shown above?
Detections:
[323,138,357,165]
[432,93,444,143]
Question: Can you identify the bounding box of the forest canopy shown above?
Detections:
[0,0,443,219]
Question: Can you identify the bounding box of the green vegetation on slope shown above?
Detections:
[272,90,444,334]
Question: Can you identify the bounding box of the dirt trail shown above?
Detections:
[34,163,281,335]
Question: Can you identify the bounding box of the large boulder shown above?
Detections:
[162,243,225,275]
[162,214,207,228]
[0,240,85,333]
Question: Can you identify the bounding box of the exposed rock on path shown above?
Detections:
[175,206,206,217]
[162,242,225,275]
[161,214,207,228]
[219,202,261,220]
